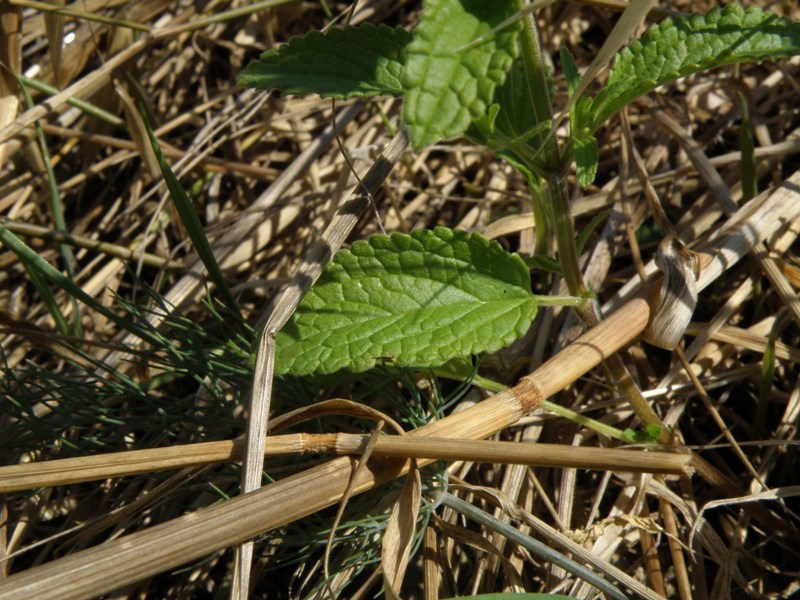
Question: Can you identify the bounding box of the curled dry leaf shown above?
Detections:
[643,236,700,349]
[381,460,421,599]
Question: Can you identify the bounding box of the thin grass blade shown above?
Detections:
[139,106,244,326]
[0,226,160,346]
[739,91,757,202]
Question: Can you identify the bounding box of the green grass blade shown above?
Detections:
[14,0,151,31]
[15,72,82,335]
[20,76,125,128]
[18,252,71,336]
[739,91,757,202]
[436,491,627,600]
[756,309,788,434]
[0,226,160,346]
[139,107,244,327]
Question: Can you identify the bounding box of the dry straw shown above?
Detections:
[2,169,800,599]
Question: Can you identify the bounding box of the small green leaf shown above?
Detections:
[575,208,612,255]
[466,60,551,178]
[468,102,502,145]
[560,48,598,187]
[522,254,562,275]
[238,24,411,98]
[560,47,580,95]
[573,134,598,189]
[622,424,663,443]
[646,423,664,441]
[491,58,546,149]
[589,4,800,132]
[401,0,522,149]
[276,227,538,376]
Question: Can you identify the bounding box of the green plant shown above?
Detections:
[240,1,800,376]
[274,227,582,375]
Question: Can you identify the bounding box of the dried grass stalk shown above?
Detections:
[0,435,693,493]
[3,169,800,599]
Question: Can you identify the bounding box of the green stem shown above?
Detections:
[529,180,551,258]
[518,14,586,301]
[531,294,584,308]
[515,14,663,436]
[14,71,82,336]
[471,376,643,444]
[542,399,629,442]
[518,12,560,172]
[549,173,588,299]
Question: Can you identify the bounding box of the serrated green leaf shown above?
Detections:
[560,47,580,95]
[238,24,411,98]
[574,134,598,189]
[559,47,598,186]
[401,0,523,149]
[276,227,538,376]
[589,4,800,132]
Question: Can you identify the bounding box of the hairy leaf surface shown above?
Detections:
[276,228,537,376]
[238,25,410,98]
[589,4,800,132]
[401,0,522,149]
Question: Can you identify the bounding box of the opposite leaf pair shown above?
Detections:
[240,2,800,185]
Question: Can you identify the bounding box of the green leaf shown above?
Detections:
[238,24,411,98]
[589,3,800,132]
[559,48,598,187]
[522,254,562,275]
[560,47,580,95]
[575,208,612,255]
[466,59,551,178]
[622,424,663,444]
[491,58,546,149]
[141,107,244,326]
[276,227,538,376]
[573,134,598,189]
[401,0,522,149]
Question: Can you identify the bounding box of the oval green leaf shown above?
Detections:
[238,24,411,98]
[275,227,538,376]
[401,0,522,149]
